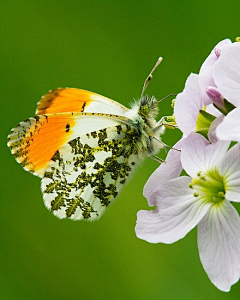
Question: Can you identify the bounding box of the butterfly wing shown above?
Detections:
[7,112,127,177]
[8,89,146,220]
[36,88,128,115]
[41,123,145,221]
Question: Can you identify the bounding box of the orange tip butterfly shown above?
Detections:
[7,57,165,221]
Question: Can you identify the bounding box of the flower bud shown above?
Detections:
[206,86,235,115]
[206,86,224,107]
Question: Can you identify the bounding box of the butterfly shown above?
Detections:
[7,58,165,221]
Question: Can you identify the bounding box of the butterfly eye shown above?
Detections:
[139,105,149,117]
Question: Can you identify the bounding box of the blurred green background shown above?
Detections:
[1,1,240,299]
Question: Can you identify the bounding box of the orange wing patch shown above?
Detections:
[8,114,76,176]
[36,88,96,115]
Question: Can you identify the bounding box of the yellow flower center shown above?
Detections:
[188,169,225,205]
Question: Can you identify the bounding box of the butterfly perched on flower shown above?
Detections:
[7,58,165,221]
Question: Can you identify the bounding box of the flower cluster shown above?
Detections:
[136,38,240,292]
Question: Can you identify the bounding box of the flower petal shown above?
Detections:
[199,39,232,105]
[198,201,240,291]
[136,177,211,244]
[213,42,240,107]
[143,139,183,205]
[216,107,240,142]
[217,143,240,202]
[208,114,224,143]
[181,133,229,177]
[174,73,203,136]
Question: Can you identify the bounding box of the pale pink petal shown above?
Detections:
[199,39,232,105]
[203,140,230,171]
[181,133,209,176]
[181,133,229,177]
[143,140,183,205]
[207,114,224,143]
[198,201,240,291]
[226,186,240,203]
[213,38,232,55]
[174,73,203,136]
[213,42,240,107]
[136,177,211,244]
[216,107,240,142]
[217,143,240,202]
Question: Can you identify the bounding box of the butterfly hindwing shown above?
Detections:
[42,123,144,221]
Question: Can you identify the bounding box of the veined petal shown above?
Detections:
[202,140,229,172]
[174,73,203,136]
[218,142,240,177]
[217,143,240,202]
[198,201,240,291]
[181,133,229,177]
[136,177,211,244]
[181,133,208,176]
[216,107,240,142]
[143,139,183,205]
[213,42,240,107]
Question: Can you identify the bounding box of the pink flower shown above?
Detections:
[136,133,240,292]
[174,39,236,139]
[136,38,240,292]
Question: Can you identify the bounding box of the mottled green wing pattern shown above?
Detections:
[41,124,145,221]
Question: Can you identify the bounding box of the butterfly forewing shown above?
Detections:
[36,88,128,116]
[42,123,144,220]
[7,112,126,177]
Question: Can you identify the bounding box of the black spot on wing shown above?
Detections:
[66,124,70,132]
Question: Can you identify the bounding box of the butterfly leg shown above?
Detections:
[149,155,164,164]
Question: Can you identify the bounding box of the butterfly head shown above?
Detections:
[138,95,159,119]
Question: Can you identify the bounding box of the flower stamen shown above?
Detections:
[189,169,225,204]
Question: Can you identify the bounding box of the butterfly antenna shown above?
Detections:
[157,93,177,103]
[140,56,163,99]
